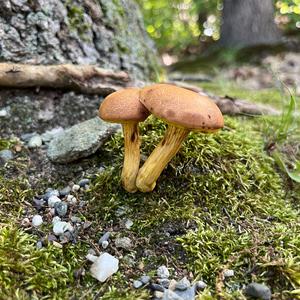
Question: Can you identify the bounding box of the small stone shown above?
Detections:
[86,253,98,262]
[115,237,132,250]
[52,241,63,248]
[90,252,119,282]
[78,178,90,187]
[32,198,45,210]
[244,283,272,300]
[48,195,61,207]
[224,269,234,278]
[66,194,77,205]
[32,215,43,227]
[157,265,170,279]
[158,278,170,288]
[169,279,177,291]
[0,107,10,117]
[28,135,42,148]
[133,280,143,289]
[83,221,92,230]
[163,290,183,300]
[175,277,190,291]
[125,219,133,229]
[195,280,207,290]
[54,201,68,216]
[0,149,13,163]
[21,132,37,142]
[71,216,81,223]
[72,184,80,192]
[36,240,43,249]
[44,189,59,200]
[154,291,164,299]
[59,233,70,244]
[21,217,31,227]
[150,283,165,292]
[102,240,109,249]
[98,232,110,244]
[47,234,58,242]
[140,275,151,285]
[59,186,71,197]
[53,221,73,236]
[41,127,64,142]
[175,286,195,300]
[52,216,61,224]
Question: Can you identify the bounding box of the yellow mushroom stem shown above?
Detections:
[136,125,189,192]
[121,122,141,193]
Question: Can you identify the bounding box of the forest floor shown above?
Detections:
[0,51,299,299]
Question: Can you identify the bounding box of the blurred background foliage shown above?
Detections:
[137,0,300,55]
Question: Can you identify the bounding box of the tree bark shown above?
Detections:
[219,0,281,48]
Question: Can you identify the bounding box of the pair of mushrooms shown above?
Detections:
[99,84,224,193]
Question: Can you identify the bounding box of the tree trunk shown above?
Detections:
[0,0,158,81]
[219,0,281,48]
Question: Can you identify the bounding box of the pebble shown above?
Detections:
[98,232,110,244]
[157,265,170,279]
[175,286,195,300]
[195,280,207,290]
[133,280,143,289]
[21,132,37,142]
[70,216,81,223]
[47,234,58,242]
[224,269,234,278]
[0,107,10,117]
[140,275,151,285]
[66,194,77,205]
[158,278,170,288]
[21,217,31,227]
[59,186,71,197]
[162,290,183,300]
[41,127,64,142]
[78,178,90,187]
[115,237,132,250]
[52,216,61,224]
[32,215,43,227]
[125,219,133,229]
[244,283,272,300]
[52,241,63,248]
[72,184,80,192]
[168,279,177,291]
[154,291,164,299]
[150,283,165,292]
[175,277,190,291]
[0,149,14,163]
[48,195,61,208]
[36,240,43,249]
[44,189,59,200]
[90,252,119,282]
[28,135,43,148]
[32,198,45,210]
[86,253,98,262]
[53,221,73,235]
[102,240,109,249]
[54,201,68,216]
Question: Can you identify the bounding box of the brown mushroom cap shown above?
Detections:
[140,84,224,132]
[99,87,149,123]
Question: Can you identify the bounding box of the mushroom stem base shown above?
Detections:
[136,125,189,192]
[121,123,140,193]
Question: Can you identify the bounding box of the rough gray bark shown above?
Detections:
[0,0,158,81]
[219,0,281,48]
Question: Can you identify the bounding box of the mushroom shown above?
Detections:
[136,84,224,192]
[99,88,149,193]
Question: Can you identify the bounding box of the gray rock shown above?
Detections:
[195,280,207,290]
[140,275,151,285]
[78,178,90,187]
[36,240,43,249]
[133,280,143,289]
[115,237,132,250]
[158,278,170,288]
[174,287,195,300]
[101,240,109,249]
[244,283,272,300]
[53,221,73,236]
[150,283,165,292]
[163,290,183,300]
[28,135,43,148]
[66,195,77,205]
[0,150,14,163]
[47,118,120,163]
[70,216,81,223]
[21,132,37,142]
[59,186,71,197]
[72,184,80,192]
[48,195,61,208]
[125,219,133,229]
[99,232,110,244]
[32,215,43,227]
[175,277,190,291]
[157,265,170,279]
[224,269,234,278]
[0,107,10,118]
[43,189,59,200]
[54,201,68,217]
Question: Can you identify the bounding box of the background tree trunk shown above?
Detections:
[0,0,158,81]
[219,0,282,48]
